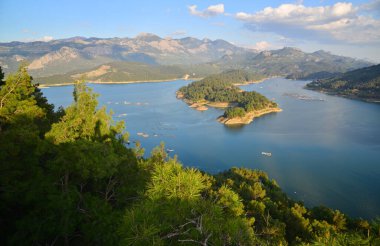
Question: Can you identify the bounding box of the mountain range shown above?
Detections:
[0,33,373,83]
[0,33,244,77]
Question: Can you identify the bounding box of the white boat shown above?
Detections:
[166,148,174,152]
[261,152,272,157]
[117,113,127,117]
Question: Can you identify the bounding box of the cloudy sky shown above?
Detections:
[0,0,379,61]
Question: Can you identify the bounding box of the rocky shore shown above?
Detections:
[217,107,282,125]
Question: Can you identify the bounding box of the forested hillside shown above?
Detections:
[306,64,380,102]
[1,66,379,245]
[35,62,188,84]
[34,61,223,85]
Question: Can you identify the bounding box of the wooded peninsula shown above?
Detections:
[178,70,281,125]
[306,64,380,102]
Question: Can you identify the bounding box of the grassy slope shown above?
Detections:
[34,61,224,85]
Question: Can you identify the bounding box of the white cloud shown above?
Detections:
[252,41,272,51]
[22,36,54,42]
[41,36,54,42]
[235,2,380,44]
[236,2,356,23]
[188,4,224,17]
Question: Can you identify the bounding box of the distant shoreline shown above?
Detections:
[36,75,277,88]
[232,76,279,86]
[37,76,275,88]
[37,77,203,88]
[305,87,380,104]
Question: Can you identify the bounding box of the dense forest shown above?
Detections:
[306,64,380,101]
[178,70,277,118]
[1,66,379,245]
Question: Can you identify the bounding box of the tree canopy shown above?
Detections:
[306,64,380,101]
[0,66,379,245]
[179,70,277,119]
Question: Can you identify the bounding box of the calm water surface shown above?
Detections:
[42,78,380,219]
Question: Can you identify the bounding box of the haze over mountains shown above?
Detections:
[0,33,372,83]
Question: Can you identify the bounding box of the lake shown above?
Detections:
[41,78,380,219]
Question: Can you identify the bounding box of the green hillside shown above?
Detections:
[306,64,380,102]
[1,66,379,245]
[35,61,187,84]
[34,61,224,85]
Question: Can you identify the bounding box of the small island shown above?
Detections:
[177,70,281,125]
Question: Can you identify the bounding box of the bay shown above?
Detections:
[41,78,380,219]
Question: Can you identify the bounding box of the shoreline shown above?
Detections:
[234,76,281,86]
[176,91,282,125]
[37,77,203,88]
[305,87,380,104]
[176,92,237,111]
[232,77,269,86]
[37,75,273,88]
[217,107,282,125]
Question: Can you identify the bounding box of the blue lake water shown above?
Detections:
[41,78,380,219]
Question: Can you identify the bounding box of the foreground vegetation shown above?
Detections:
[1,66,379,245]
[306,64,380,102]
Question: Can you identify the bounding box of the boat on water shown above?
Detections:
[137,132,149,137]
[117,113,127,117]
[261,152,272,157]
[166,148,174,152]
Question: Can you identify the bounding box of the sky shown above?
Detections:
[0,0,379,62]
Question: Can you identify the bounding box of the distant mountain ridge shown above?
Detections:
[0,33,247,77]
[0,33,372,81]
[217,47,371,79]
